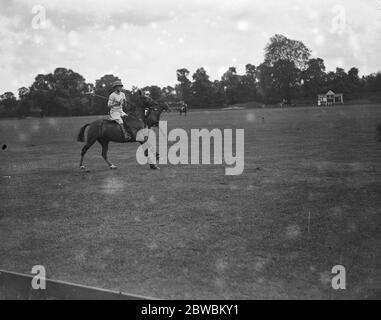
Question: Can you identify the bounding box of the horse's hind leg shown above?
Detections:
[79,139,97,169]
[98,139,116,169]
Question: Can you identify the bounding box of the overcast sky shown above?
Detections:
[1,0,380,94]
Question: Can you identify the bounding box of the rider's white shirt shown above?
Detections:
[108,92,126,114]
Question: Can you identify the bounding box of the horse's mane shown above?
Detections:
[125,95,162,124]
[125,112,141,121]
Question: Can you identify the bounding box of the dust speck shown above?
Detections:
[286,224,301,239]
[246,113,255,122]
[102,177,124,194]
[215,258,228,273]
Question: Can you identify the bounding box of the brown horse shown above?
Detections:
[77,95,168,170]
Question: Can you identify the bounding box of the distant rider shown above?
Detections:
[108,81,129,140]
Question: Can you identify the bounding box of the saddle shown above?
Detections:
[103,116,137,141]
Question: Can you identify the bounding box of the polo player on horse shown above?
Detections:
[77,82,169,170]
[108,80,130,140]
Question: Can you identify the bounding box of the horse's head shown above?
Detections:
[133,92,171,127]
[145,102,169,127]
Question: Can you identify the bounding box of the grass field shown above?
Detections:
[1,104,381,299]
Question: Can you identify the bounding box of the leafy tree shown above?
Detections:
[325,68,350,94]
[212,80,228,107]
[221,67,241,105]
[17,87,31,116]
[265,34,311,70]
[176,68,192,104]
[363,72,381,94]
[26,68,90,116]
[53,68,89,115]
[263,34,311,102]
[31,73,54,91]
[0,92,18,116]
[347,67,361,94]
[256,63,276,103]
[53,68,87,96]
[219,66,258,105]
[18,87,29,100]
[240,64,258,101]
[302,58,327,96]
[191,67,216,107]
[272,60,300,103]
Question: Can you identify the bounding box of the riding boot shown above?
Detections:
[119,124,129,140]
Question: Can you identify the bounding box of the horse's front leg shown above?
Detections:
[144,148,160,161]
[142,127,160,161]
[139,141,160,170]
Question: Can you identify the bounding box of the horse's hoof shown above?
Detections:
[150,164,160,170]
[110,165,117,170]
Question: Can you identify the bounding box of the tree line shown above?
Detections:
[1,34,380,118]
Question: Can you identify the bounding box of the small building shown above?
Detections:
[317,90,344,106]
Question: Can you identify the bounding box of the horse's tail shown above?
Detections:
[77,124,90,142]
